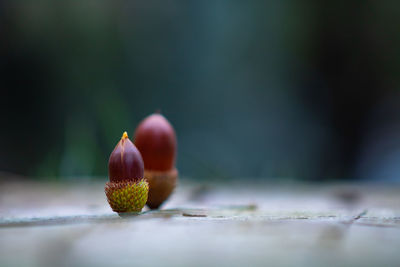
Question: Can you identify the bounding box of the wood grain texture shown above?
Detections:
[0,180,399,266]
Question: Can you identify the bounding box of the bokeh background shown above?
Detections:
[2,1,400,182]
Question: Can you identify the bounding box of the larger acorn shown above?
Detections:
[134,113,178,209]
[105,132,149,213]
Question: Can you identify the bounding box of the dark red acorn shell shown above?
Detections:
[108,133,144,182]
[134,113,177,171]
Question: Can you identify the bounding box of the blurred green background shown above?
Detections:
[2,1,400,181]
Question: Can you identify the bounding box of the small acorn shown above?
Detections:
[105,131,149,213]
[134,112,178,209]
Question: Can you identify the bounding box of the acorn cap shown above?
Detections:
[105,179,149,213]
[134,113,176,171]
[145,168,178,209]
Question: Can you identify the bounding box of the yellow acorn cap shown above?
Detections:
[105,179,149,213]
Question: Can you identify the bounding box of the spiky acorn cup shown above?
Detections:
[105,132,149,213]
[134,113,178,209]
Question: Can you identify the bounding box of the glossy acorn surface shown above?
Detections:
[134,113,176,171]
[109,132,144,182]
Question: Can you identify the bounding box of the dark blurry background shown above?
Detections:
[1,1,400,181]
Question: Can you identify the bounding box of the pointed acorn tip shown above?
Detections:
[122,131,128,139]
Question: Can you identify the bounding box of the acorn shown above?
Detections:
[134,113,178,209]
[105,132,149,213]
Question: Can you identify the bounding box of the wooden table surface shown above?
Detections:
[1,179,400,267]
